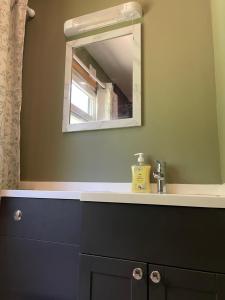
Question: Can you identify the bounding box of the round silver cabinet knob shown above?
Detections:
[150,271,161,284]
[133,268,143,280]
[14,210,22,222]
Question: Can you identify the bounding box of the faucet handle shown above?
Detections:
[154,160,167,193]
[154,160,166,173]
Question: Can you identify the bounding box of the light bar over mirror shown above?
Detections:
[64,2,142,37]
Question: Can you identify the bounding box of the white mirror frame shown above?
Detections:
[62,24,141,132]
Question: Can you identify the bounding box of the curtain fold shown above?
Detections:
[0,0,28,188]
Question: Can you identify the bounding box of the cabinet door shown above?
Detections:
[79,254,147,300]
[0,237,80,300]
[148,264,225,300]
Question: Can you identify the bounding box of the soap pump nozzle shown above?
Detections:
[134,153,145,165]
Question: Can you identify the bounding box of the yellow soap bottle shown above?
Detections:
[132,153,151,193]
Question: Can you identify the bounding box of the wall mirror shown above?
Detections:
[62,24,141,132]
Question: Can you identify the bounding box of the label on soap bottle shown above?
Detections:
[132,165,151,193]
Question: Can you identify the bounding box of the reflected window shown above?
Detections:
[71,83,89,113]
[70,78,96,124]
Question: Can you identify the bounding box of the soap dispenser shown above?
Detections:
[131,153,151,193]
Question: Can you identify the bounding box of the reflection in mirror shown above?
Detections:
[63,24,141,132]
[70,34,133,124]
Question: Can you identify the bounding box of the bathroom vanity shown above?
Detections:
[0,190,225,299]
[80,200,225,300]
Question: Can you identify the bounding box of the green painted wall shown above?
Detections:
[211,0,225,183]
[21,0,221,183]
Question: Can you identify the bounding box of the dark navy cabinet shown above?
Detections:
[80,201,225,300]
[1,197,225,300]
[0,197,81,300]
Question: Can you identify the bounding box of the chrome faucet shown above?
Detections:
[153,160,166,193]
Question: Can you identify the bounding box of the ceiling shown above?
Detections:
[85,34,133,101]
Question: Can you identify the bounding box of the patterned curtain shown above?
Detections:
[0,0,28,188]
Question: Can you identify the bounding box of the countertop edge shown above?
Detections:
[0,190,81,200]
[81,192,225,208]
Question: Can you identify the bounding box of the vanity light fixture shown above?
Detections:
[64,2,142,37]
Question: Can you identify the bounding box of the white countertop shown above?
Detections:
[1,181,225,208]
[81,191,225,208]
[1,187,225,208]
